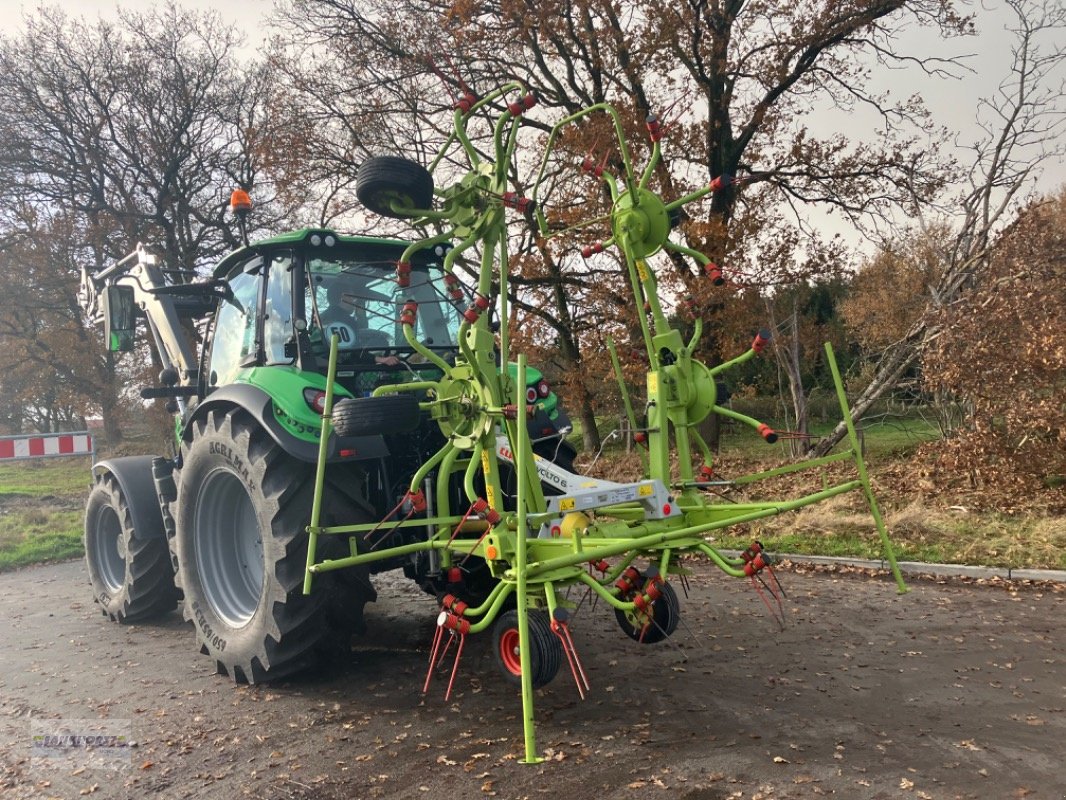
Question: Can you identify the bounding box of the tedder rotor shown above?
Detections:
[303,83,907,763]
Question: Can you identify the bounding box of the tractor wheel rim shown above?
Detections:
[499,628,522,675]
[194,469,264,628]
[93,505,126,594]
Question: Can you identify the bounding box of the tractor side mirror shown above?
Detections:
[102,285,137,352]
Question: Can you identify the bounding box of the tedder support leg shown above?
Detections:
[824,342,908,594]
[514,355,543,764]
[305,333,341,596]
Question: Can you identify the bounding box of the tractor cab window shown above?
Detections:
[306,249,463,358]
[264,252,295,365]
[395,268,465,350]
[207,261,262,386]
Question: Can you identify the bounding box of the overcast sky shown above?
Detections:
[3,0,1064,242]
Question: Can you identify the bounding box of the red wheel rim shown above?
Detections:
[499,627,522,675]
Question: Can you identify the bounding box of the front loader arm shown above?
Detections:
[80,244,203,400]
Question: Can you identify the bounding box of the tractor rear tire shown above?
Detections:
[356,156,434,218]
[333,394,421,438]
[84,474,180,623]
[170,407,375,683]
[492,609,563,688]
[615,579,680,644]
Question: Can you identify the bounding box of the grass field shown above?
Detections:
[706,500,1066,570]
[578,413,1064,571]
[574,412,943,461]
[0,459,90,571]
[0,459,93,498]
[0,418,1061,572]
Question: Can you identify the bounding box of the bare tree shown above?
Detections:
[0,3,279,439]
[813,0,1066,456]
[268,0,974,450]
[766,295,809,454]
[0,4,285,268]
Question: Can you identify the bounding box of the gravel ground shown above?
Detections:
[1,558,1063,800]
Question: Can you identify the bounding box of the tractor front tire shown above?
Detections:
[170,408,374,683]
[356,156,434,218]
[84,474,179,623]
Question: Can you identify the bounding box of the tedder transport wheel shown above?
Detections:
[356,156,434,219]
[84,474,180,623]
[615,578,680,644]
[332,395,421,438]
[170,408,375,683]
[492,609,563,688]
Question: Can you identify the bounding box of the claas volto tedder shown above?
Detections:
[292,81,907,762]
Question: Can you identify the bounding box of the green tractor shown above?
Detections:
[79,225,573,683]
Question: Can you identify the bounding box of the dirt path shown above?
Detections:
[1,559,1063,800]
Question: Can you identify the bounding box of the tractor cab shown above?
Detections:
[201,228,571,462]
[305,245,464,377]
[205,229,462,396]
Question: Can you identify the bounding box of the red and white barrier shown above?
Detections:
[0,432,94,462]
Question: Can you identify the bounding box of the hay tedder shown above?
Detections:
[304,82,908,762]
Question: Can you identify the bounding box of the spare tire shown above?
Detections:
[333,394,421,437]
[356,156,434,218]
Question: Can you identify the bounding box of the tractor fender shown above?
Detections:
[186,384,390,464]
[92,456,166,540]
